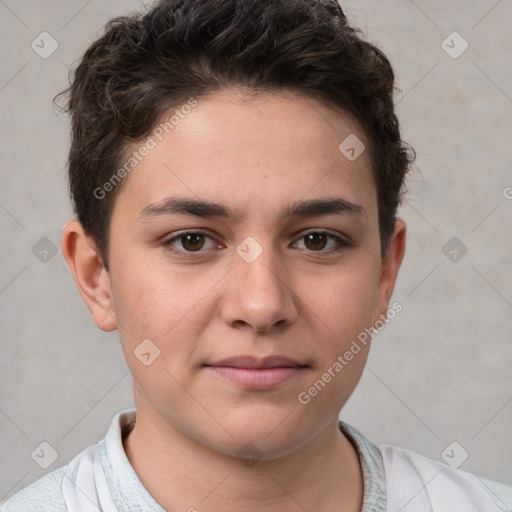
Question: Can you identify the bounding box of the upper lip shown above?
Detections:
[205,356,306,369]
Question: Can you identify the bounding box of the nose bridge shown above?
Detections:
[224,233,297,331]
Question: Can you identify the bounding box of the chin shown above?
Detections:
[199,410,314,461]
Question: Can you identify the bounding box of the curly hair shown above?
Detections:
[55,0,414,271]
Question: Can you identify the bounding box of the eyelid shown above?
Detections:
[163,229,221,252]
[162,228,350,255]
[292,230,350,252]
[298,228,351,244]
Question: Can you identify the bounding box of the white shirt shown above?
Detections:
[2,409,511,511]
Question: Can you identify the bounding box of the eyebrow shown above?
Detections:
[138,196,366,222]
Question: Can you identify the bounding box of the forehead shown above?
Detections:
[112,89,376,224]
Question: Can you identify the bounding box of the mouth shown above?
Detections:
[204,356,308,390]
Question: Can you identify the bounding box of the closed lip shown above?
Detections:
[205,356,307,369]
[204,355,307,390]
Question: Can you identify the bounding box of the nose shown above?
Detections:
[221,241,298,334]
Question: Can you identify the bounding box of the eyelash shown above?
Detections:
[162,230,350,257]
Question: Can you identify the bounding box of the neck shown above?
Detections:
[123,404,363,512]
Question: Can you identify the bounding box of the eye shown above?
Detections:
[163,231,220,253]
[293,231,349,252]
[162,229,350,256]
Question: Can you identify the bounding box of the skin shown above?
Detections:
[62,88,406,511]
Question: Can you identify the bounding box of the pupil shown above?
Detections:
[307,233,326,250]
[180,234,328,252]
[184,234,203,251]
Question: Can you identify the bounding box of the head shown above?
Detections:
[60,0,413,459]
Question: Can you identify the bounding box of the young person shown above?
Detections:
[3,0,511,510]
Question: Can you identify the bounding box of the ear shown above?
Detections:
[375,218,406,321]
[61,219,118,332]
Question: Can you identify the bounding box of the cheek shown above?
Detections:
[111,271,201,409]
[109,258,219,374]
[306,259,380,350]
[296,272,378,413]
[111,256,197,336]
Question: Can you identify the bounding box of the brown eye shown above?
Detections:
[179,233,205,251]
[164,231,218,253]
[304,233,328,251]
[294,231,349,253]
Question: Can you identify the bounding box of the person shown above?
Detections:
[2,0,511,510]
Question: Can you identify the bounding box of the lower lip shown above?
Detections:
[206,366,303,390]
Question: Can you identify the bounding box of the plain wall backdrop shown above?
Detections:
[1,0,511,503]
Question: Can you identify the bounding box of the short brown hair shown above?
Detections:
[56,0,414,271]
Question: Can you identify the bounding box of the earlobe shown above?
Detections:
[376,219,406,320]
[61,219,118,332]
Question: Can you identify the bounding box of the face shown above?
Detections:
[74,89,404,459]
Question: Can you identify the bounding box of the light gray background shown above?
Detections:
[1,0,511,503]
